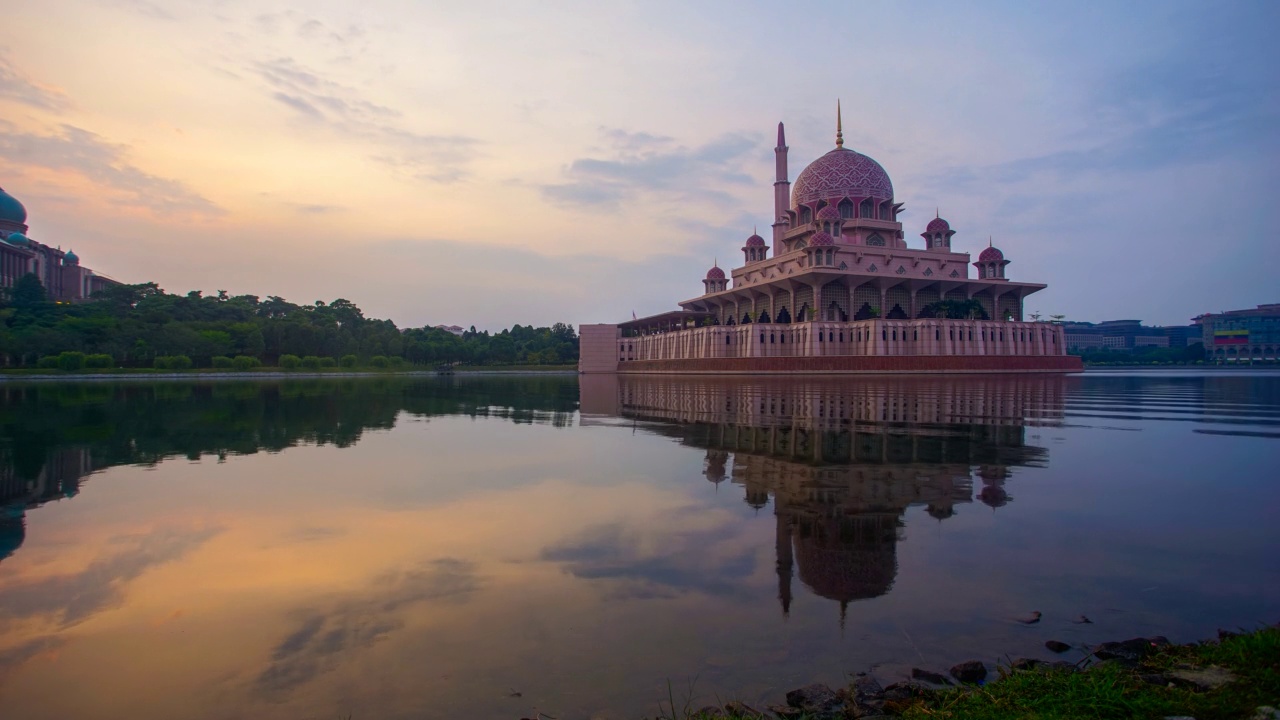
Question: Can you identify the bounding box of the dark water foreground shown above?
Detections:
[0,371,1276,719]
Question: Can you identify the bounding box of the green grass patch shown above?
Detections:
[897,626,1279,720]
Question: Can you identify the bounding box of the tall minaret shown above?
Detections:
[772,122,790,255]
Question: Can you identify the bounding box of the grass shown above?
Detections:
[896,626,1279,720]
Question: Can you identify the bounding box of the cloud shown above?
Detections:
[0,526,222,631]
[102,0,174,21]
[0,54,71,111]
[599,127,676,153]
[541,521,756,600]
[249,57,479,184]
[0,121,223,217]
[253,558,480,696]
[541,129,757,210]
[254,57,400,122]
[288,203,342,215]
[0,636,65,679]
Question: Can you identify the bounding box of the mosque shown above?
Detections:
[579,109,1082,374]
[0,186,117,301]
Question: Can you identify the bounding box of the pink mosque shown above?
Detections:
[580,108,1082,374]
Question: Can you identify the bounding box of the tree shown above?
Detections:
[10,273,46,308]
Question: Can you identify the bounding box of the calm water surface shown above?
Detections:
[0,371,1277,719]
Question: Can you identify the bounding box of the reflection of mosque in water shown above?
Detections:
[0,447,101,564]
[580,375,1066,621]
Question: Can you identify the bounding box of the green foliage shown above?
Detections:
[37,355,59,369]
[154,355,193,370]
[300,355,322,369]
[211,356,234,369]
[231,355,261,371]
[319,356,336,368]
[0,280,577,369]
[1075,343,1206,366]
[56,351,86,371]
[11,273,47,308]
[920,299,990,320]
[279,354,302,369]
[369,355,389,368]
[84,353,113,369]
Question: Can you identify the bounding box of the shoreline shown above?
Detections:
[0,368,579,382]
[670,623,1279,719]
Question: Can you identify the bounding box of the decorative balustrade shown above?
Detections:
[616,319,1065,362]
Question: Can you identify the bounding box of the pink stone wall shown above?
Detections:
[578,324,620,373]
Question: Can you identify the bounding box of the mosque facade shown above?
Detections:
[579,110,1081,374]
[0,186,118,301]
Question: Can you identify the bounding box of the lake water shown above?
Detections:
[1,371,1277,719]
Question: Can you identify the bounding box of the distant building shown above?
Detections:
[1196,304,1280,363]
[1159,324,1203,347]
[1062,322,1103,351]
[434,324,465,336]
[0,186,119,301]
[1064,319,1181,351]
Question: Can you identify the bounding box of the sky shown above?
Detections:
[1,0,1277,330]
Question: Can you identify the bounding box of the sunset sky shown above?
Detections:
[2,0,1277,330]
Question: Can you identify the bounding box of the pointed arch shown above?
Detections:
[776,307,792,324]
[758,310,772,323]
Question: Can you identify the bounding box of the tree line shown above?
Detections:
[0,274,578,369]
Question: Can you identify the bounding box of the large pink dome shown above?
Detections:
[706,265,726,280]
[809,231,835,247]
[745,233,766,247]
[791,148,893,208]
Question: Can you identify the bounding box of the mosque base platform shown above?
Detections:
[608,355,1083,374]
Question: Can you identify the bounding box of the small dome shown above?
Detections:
[6,232,29,246]
[706,265,726,280]
[816,205,841,221]
[745,233,766,247]
[809,231,835,247]
[0,187,27,224]
[978,246,1005,263]
[792,148,894,208]
[65,249,79,264]
[925,216,951,234]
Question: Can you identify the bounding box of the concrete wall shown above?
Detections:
[578,324,619,373]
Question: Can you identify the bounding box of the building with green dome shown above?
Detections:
[0,185,119,301]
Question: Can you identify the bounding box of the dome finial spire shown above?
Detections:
[936,207,939,218]
[989,235,993,247]
[835,99,844,148]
